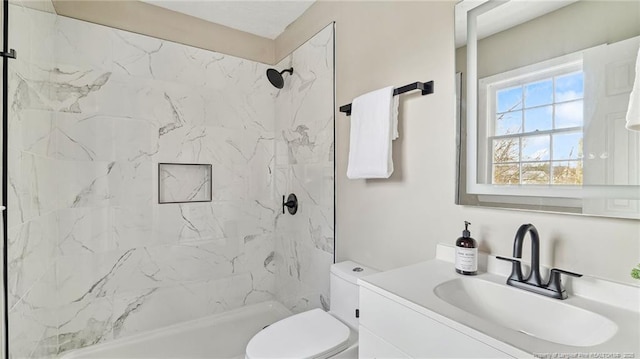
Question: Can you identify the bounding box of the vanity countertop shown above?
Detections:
[358,244,640,358]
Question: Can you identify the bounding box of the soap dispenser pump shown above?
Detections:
[455,221,478,275]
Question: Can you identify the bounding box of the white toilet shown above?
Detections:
[245,261,378,359]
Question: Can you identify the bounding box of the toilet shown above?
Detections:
[245,261,378,359]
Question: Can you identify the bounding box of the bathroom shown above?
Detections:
[1,0,639,358]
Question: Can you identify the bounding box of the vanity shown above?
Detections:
[357,244,640,358]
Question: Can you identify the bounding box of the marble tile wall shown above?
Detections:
[273,24,335,313]
[6,5,334,358]
[6,5,280,358]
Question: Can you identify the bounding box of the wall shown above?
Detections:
[273,24,334,313]
[6,4,336,357]
[7,5,277,358]
[276,1,640,287]
[52,0,274,64]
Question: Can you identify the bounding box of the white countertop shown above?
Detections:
[357,244,640,357]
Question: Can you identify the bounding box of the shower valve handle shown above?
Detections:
[282,194,298,215]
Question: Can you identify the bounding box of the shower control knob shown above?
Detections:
[282,194,298,215]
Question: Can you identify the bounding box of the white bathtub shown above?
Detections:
[61,301,292,359]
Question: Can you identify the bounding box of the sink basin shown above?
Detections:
[434,278,618,347]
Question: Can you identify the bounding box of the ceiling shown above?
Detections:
[140,0,315,40]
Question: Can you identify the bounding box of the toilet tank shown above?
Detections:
[329,261,378,329]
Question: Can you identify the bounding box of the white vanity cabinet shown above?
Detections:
[358,286,514,359]
[356,246,640,359]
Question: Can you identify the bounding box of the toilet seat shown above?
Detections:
[245,308,351,359]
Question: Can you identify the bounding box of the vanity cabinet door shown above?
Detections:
[359,326,411,359]
[359,287,514,358]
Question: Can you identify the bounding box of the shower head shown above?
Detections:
[266,67,293,89]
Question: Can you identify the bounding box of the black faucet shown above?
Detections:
[497,224,582,300]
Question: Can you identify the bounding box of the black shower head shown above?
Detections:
[266,67,293,89]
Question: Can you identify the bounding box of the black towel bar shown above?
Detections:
[339,81,434,116]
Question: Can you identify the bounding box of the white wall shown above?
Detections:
[6,4,337,357]
[8,5,277,357]
[277,1,640,287]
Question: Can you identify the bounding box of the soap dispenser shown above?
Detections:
[455,221,478,275]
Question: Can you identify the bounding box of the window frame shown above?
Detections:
[482,59,584,187]
[468,52,588,199]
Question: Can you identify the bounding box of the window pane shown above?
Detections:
[553,132,582,160]
[552,161,583,185]
[493,164,520,184]
[493,138,520,163]
[524,106,552,132]
[525,79,553,107]
[522,135,550,161]
[495,111,522,136]
[555,100,583,128]
[555,72,583,102]
[522,162,550,184]
[497,86,523,113]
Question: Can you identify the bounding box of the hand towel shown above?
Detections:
[625,47,640,131]
[347,86,399,179]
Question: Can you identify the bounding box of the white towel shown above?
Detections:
[347,86,399,179]
[626,47,640,131]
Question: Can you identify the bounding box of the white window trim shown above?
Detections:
[469,52,586,198]
[479,53,583,187]
[466,47,640,200]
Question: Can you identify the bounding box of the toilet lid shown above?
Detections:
[245,308,350,359]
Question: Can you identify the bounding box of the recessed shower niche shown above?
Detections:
[158,163,213,204]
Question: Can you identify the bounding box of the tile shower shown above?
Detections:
[6,5,334,358]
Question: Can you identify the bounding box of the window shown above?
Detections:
[478,58,584,189]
